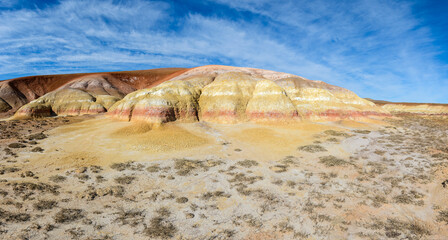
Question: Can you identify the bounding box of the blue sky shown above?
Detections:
[0,0,447,103]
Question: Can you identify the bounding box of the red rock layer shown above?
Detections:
[0,68,187,114]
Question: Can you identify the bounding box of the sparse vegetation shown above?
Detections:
[324,130,350,137]
[237,159,259,168]
[0,208,30,222]
[353,130,371,134]
[436,210,448,224]
[176,197,189,203]
[319,156,350,167]
[298,144,327,153]
[49,175,66,183]
[144,208,177,239]
[114,209,145,226]
[8,142,26,148]
[54,208,84,223]
[147,164,161,173]
[33,200,57,211]
[114,176,136,185]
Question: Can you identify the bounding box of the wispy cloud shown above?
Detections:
[0,0,446,103]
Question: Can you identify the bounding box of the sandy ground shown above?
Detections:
[0,114,448,239]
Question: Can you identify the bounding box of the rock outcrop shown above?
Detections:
[13,89,115,119]
[108,76,213,124]
[4,65,395,122]
[0,68,187,114]
[109,66,389,124]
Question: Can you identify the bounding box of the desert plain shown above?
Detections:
[0,66,447,239]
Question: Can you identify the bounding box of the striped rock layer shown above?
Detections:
[13,88,120,119]
[108,66,389,124]
[371,100,448,115]
[0,68,186,116]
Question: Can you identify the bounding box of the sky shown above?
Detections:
[0,0,447,103]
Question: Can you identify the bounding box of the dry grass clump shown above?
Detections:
[174,159,223,176]
[384,218,431,238]
[33,200,57,211]
[0,208,30,223]
[353,130,371,134]
[201,191,231,200]
[369,195,387,208]
[176,197,189,204]
[31,146,44,152]
[237,160,259,168]
[0,167,20,174]
[49,175,66,183]
[54,208,84,223]
[393,190,424,206]
[146,164,161,173]
[77,174,90,181]
[0,190,7,197]
[270,164,288,173]
[114,209,145,226]
[324,130,350,137]
[8,142,26,148]
[114,176,136,185]
[298,144,327,153]
[144,207,177,239]
[436,210,448,224]
[12,182,60,196]
[28,132,47,140]
[110,161,144,171]
[228,173,263,184]
[319,156,350,167]
[65,227,85,239]
[374,150,386,156]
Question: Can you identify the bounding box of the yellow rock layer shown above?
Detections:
[381,104,448,115]
[275,77,385,120]
[245,79,298,122]
[108,76,213,124]
[109,68,387,124]
[198,72,257,123]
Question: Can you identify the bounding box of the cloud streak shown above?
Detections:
[0,0,446,103]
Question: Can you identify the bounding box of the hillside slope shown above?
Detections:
[108,65,389,124]
[368,99,448,115]
[0,68,187,116]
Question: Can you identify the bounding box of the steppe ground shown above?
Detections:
[0,114,447,240]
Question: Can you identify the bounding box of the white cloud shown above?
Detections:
[0,0,446,103]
